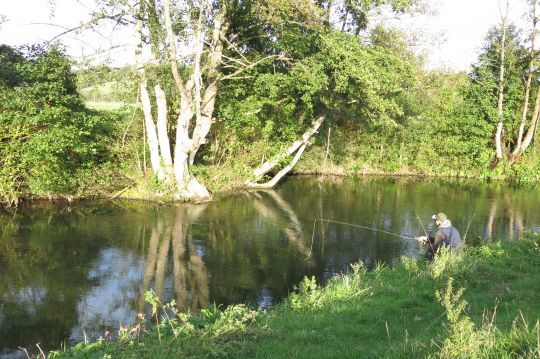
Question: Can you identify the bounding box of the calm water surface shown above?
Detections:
[1,177,539,357]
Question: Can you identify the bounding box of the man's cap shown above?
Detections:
[432,212,447,222]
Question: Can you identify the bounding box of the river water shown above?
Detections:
[1,176,539,356]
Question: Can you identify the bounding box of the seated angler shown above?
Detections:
[416,212,461,261]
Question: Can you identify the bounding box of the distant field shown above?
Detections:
[80,80,136,111]
[84,100,133,110]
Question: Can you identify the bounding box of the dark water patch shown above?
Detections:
[1,176,539,356]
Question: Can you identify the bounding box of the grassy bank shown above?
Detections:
[49,237,540,358]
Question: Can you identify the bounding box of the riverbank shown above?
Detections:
[3,139,539,207]
[49,237,540,358]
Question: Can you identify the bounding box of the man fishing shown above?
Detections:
[416,212,461,260]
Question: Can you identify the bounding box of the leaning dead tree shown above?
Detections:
[245,115,325,188]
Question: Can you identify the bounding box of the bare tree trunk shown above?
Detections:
[249,115,325,183]
[190,7,229,164]
[163,0,210,199]
[163,0,189,96]
[136,18,163,179]
[521,80,540,151]
[155,84,173,169]
[173,100,193,191]
[247,144,307,188]
[192,0,206,141]
[495,1,508,160]
[512,1,537,159]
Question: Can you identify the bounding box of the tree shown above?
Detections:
[129,0,231,199]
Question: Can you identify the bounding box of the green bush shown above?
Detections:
[0,45,118,202]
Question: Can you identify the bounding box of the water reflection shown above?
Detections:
[246,190,310,259]
[138,205,209,312]
[1,177,540,356]
[484,193,525,241]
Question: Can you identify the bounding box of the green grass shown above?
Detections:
[50,238,540,358]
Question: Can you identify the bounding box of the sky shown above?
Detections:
[0,0,533,71]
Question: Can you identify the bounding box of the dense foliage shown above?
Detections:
[0,45,120,204]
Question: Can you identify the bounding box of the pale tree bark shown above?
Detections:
[247,144,308,188]
[135,17,163,180]
[173,100,194,191]
[163,0,189,96]
[246,115,325,188]
[192,0,206,141]
[521,86,540,150]
[495,0,509,160]
[511,0,538,160]
[155,84,173,169]
[252,115,325,180]
[190,6,229,164]
[160,0,225,198]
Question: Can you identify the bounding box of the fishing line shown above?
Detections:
[314,219,417,239]
[307,218,418,259]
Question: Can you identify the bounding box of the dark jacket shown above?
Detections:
[437,225,461,249]
[427,220,461,260]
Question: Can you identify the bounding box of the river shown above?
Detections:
[1,176,539,357]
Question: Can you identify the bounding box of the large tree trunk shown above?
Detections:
[163,0,211,199]
[136,0,228,199]
[141,82,164,180]
[190,7,229,164]
[173,98,194,192]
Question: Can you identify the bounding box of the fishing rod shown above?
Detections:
[306,218,419,259]
[313,218,418,240]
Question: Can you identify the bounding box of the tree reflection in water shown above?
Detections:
[138,205,209,313]
[484,193,525,241]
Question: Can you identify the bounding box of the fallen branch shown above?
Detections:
[248,115,325,183]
